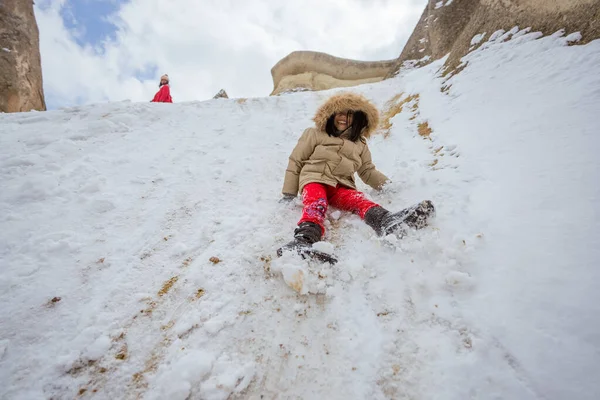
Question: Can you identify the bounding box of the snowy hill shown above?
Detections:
[1,30,599,400]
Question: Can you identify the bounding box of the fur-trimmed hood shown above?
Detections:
[313,92,380,138]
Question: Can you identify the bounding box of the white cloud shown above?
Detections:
[35,0,427,108]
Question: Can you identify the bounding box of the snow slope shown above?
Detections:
[1,29,599,400]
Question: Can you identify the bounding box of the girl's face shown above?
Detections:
[334,111,353,131]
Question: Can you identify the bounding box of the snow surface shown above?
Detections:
[470,33,486,46]
[435,0,453,9]
[489,29,507,42]
[1,30,599,399]
[566,32,583,43]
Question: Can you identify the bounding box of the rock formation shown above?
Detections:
[0,0,46,113]
[270,51,395,96]
[213,89,229,99]
[387,0,600,76]
[269,1,600,94]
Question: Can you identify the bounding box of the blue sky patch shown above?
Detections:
[59,0,124,48]
[134,64,160,82]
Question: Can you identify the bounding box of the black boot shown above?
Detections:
[277,222,337,264]
[365,200,435,237]
[277,221,322,257]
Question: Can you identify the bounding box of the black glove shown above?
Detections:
[279,193,296,204]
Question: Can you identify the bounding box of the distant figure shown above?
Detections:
[151,74,172,103]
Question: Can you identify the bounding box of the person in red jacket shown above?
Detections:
[151,74,172,103]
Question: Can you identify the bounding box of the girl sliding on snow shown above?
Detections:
[277,92,435,262]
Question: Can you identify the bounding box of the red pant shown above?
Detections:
[299,183,379,234]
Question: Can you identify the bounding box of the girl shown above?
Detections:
[151,74,173,103]
[278,92,434,261]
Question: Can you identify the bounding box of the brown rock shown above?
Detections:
[267,1,599,95]
[270,51,396,95]
[0,0,46,113]
[387,0,600,77]
[213,89,228,99]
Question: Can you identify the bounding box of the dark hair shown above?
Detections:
[325,111,368,142]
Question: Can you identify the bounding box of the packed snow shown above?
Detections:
[470,33,486,46]
[435,0,453,9]
[1,29,599,399]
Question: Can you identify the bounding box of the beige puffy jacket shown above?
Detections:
[282,92,389,195]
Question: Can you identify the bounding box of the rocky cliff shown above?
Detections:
[388,0,600,76]
[0,0,46,113]
[270,51,395,95]
[270,1,600,94]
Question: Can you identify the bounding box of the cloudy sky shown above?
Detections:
[35,0,427,109]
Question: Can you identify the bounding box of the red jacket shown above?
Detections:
[152,85,172,103]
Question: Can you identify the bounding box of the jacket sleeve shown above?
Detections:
[282,128,317,195]
[357,142,389,190]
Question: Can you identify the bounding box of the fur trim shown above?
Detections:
[313,92,380,138]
